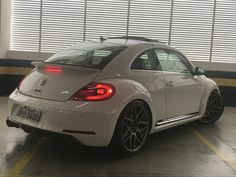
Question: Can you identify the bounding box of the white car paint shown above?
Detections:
[7,38,220,147]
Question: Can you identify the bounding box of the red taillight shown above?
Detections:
[71,82,115,101]
[18,76,26,89]
[44,66,62,73]
[18,80,23,89]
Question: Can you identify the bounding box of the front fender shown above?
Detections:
[199,77,220,116]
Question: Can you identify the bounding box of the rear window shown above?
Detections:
[44,46,126,69]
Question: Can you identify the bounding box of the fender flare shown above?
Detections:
[101,78,158,133]
[199,78,220,116]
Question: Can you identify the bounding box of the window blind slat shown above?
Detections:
[41,0,84,53]
[10,0,40,52]
[10,0,236,64]
[212,0,236,63]
[129,0,171,43]
[86,0,128,40]
[171,0,214,62]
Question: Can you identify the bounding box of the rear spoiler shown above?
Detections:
[31,61,42,67]
[31,61,100,72]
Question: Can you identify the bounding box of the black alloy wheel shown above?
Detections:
[111,101,151,156]
[199,91,224,124]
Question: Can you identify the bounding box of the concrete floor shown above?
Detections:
[0,96,236,177]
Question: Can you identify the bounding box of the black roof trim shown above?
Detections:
[100,36,163,43]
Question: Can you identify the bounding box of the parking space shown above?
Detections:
[0,96,235,177]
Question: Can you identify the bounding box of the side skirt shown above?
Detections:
[151,112,201,134]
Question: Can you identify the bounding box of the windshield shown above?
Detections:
[44,45,127,69]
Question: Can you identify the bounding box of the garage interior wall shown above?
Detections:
[0,0,236,105]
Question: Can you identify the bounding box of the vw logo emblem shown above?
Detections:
[39,78,47,86]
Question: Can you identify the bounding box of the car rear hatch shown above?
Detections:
[19,63,100,101]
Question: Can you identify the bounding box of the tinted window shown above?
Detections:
[45,46,126,69]
[131,50,157,70]
[154,49,190,73]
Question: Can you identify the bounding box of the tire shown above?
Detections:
[199,91,224,124]
[111,100,151,156]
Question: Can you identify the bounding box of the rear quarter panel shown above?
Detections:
[94,78,159,134]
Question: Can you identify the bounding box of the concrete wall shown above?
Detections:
[0,0,11,58]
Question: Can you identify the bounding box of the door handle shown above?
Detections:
[166,81,174,87]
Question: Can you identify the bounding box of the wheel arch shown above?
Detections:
[138,99,153,131]
[104,78,157,144]
[113,99,153,135]
[109,98,154,153]
[199,78,221,116]
[122,99,153,131]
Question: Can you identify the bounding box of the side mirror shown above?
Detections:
[194,67,206,75]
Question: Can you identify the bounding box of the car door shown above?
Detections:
[154,49,203,118]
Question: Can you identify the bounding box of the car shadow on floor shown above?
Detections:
[16,120,236,177]
[28,120,217,160]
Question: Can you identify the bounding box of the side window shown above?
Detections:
[154,49,190,73]
[131,50,157,70]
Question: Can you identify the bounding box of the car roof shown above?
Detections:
[70,36,181,55]
[100,36,163,46]
[97,36,179,52]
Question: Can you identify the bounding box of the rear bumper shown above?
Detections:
[6,118,79,143]
[7,89,121,147]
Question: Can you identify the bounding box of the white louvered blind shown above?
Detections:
[9,0,236,64]
[171,0,214,62]
[11,0,40,52]
[86,0,128,40]
[212,0,236,63]
[41,0,84,53]
[129,0,171,43]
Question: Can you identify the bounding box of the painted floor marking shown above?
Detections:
[191,128,236,171]
[7,144,40,176]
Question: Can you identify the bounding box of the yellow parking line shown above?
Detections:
[7,144,40,176]
[191,128,236,171]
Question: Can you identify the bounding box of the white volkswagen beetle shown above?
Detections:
[7,36,224,155]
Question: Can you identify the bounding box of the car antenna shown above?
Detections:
[100,36,106,43]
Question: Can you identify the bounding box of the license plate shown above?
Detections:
[16,106,42,122]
